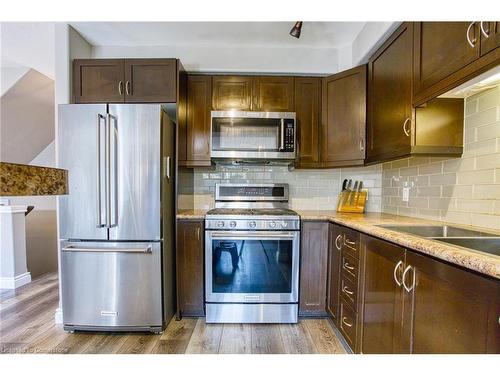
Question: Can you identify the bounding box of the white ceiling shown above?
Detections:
[70,22,366,49]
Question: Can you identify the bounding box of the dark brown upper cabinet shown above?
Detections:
[212,75,294,112]
[73,59,125,103]
[176,219,205,317]
[294,77,321,168]
[182,75,212,167]
[367,23,464,164]
[212,76,253,111]
[124,59,177,103]
[73,58,178,104]
[252,76,295,112]
[480,21,500,56]
[299,221,329,317]
[321,65,366,168]
[413,22,500,106]
[366,22,414,164]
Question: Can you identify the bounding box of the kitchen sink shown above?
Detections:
[432,238,500,256]
[378,224,500,257]
[377,225,498,238]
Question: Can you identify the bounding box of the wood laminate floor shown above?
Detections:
[0,273,347,354]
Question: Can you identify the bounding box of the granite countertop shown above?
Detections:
[0,162,68,196]
[177,209,500,280]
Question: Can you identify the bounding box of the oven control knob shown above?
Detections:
[217,221,225,228]
[229,221,237,228]
[281,221,288,228]
[269,221,276,228]
[249,221,257,228]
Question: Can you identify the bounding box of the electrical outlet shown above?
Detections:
[402,187,410,202]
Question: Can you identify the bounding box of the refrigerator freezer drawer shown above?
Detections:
[61,241,163,331]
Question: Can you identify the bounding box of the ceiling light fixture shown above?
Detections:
[289,22,303,39]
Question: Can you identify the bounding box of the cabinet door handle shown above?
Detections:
[402,265,415,292]
[196,227,200,240]
[342,285,354,295]
[466,22,477,48]
[342,317,353,327]
[335,234,342,250]
[393,260,403,287]
[343,262,355,271]
[126,80,131,95]
[118,81,123,95]
[359,137,364,151]
[403,118,411,137]
[480,21,490,38]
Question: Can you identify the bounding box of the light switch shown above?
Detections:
[402,187,410,202]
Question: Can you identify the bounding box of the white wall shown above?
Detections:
[92,45,339,74]
[1,65,29,96]
[0,22,55,79]
[351,22,399,65]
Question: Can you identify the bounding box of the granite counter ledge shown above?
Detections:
[296,211,500,280]
[176,209,207,220]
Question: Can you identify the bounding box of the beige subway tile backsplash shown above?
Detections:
[381,85,500,230]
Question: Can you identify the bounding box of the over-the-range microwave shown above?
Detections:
[210,111,296,162]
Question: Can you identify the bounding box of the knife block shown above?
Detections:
[336,190,368,213]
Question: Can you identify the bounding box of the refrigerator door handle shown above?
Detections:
[106,113,119,228]
[62,245,152,254]
[96,114,106,228]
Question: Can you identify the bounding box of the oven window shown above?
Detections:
[212,117,281,151]
[211,238,293,294]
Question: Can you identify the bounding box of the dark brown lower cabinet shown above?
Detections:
[359,233,500,354]
[176,219,205,317]
[299,221,329,316]
[326,224,342,322]
[404,250,500,354]
[359,235,406,354]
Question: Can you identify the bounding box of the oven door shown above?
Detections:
[205,230,299,303]
[211,112,295,160]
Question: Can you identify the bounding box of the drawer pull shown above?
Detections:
[343,262,355,271]
[345,238,356,246]
[342,317,353,327]
[342,285,354,295]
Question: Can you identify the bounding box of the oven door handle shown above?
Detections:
[209,232,296,240]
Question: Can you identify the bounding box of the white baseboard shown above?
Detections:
[54,307,63,325]
[0,272,31,289]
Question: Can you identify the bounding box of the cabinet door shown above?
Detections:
[327,224,343,322]
[403,250,500,354]
[360,235,405,354]
[185,75,212,166]
[480,21,500,56]
[299,221,329,316]
[367,23,413,163]
[252,76,295,112]
[212,76,253,110]
[124,59,177,103]
[413,22,480,99]
[177,220,205,317]
[294,77,321,167]
[321,65,366,167]
[73,59,125,103]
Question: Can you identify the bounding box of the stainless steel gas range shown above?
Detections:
[205,183,300,324]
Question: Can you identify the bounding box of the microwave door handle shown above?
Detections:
[279,119,285,151]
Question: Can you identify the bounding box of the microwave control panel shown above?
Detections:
[283,120,295,152]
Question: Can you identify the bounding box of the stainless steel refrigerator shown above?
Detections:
[58,104,176,333]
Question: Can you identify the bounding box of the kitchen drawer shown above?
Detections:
[340,275,358,309]
[342,227,360,259]
[341,252,359,282]
[339,298,358,351]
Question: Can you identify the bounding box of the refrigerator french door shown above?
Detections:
[58,104,175,332]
